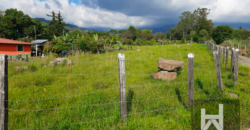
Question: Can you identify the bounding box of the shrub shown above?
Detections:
[212,25,233,45]
[52,53,58,57]
[198,37,205,42]
[181,38,185,43]
[123,39,133,45]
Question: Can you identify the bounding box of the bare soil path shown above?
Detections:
[229,51,250,68]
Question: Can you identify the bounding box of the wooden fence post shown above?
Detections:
[118,53,127,121]
[188,53,194,106]
[26,54,28,62]
[231,48,235,73]
[0,55,8,130]
[234,49,239,85]
[226,47,229,68]
[222,47,226,65]
[213,51,223,90]
[218,46,221,61]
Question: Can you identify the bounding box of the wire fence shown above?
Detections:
[0,43,237,129]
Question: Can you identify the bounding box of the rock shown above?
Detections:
[158,58,184,71]
[151,71,177,81]
[227,92,238,98]
[49,58,68,66]
[137,49,140,52]
[16,66,28,72]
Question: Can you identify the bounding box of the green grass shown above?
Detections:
[8,44,250,129]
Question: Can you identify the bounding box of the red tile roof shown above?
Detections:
[0,38,34,45]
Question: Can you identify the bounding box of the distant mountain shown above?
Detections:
[139,25,176,34]
[33,18,250,34]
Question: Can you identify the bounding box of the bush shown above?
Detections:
[52,53,58,57]
[123,39,133,45]
[212,25,233,45]
[181,38,185,43]
[198,37,205,42]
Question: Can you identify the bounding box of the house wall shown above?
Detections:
[0,44,32,57]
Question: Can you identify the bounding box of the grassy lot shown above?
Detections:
[7,43,250,129]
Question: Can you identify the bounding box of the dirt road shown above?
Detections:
[229,51,250,68]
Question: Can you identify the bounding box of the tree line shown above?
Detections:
[1,8,250,56]
[166,8,250,44]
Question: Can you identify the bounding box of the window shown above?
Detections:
[17,45,23,51]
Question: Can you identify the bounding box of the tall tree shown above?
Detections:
[166,26,175,40]
[128,26,136,40]
[108,29,118,37]
[0,8,32,39]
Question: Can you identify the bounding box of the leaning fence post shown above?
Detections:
[188,53,194,106]
[234,49,239,85]
[226,47,229,68]
[118,53,127,121]
[222,47,225,65]
[231,48,235,73]
[0,55,8,130]
[213,51,223,90]
[26,54,28,62]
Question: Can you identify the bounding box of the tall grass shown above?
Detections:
[7,44,250,129]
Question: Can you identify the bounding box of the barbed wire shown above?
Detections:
[6,87,117,102]
[7,72,119,77]
[7,64,217,77]
[6,85,216,112]
[14,105,187,130]
[6,75,217,103]
[14,95,222,130]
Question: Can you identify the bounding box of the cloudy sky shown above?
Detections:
[0,0,250,29]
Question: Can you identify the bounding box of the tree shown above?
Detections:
[0,8,33,39]
[233,29,241,39]
[121,30,133,39]
[108,29,118,37]
[138,29,154,40]
[239,26,242,29]
[193,8,213,36]
[128,26,136,40]
[189,30,196,43]
[0,10,4,20]
[199,29,208,39]
[166,26,174,41]
[154,32,165,40]
[212,25,233,44]
[118,29,126,34]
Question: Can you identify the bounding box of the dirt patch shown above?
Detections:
[227,92,238,98]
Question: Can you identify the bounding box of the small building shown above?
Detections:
[31,39,48,56]
[157,40,164,43]
[0,38,34,58]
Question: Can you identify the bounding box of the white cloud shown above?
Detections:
[0,0,249,29]
[0,0,153,29]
